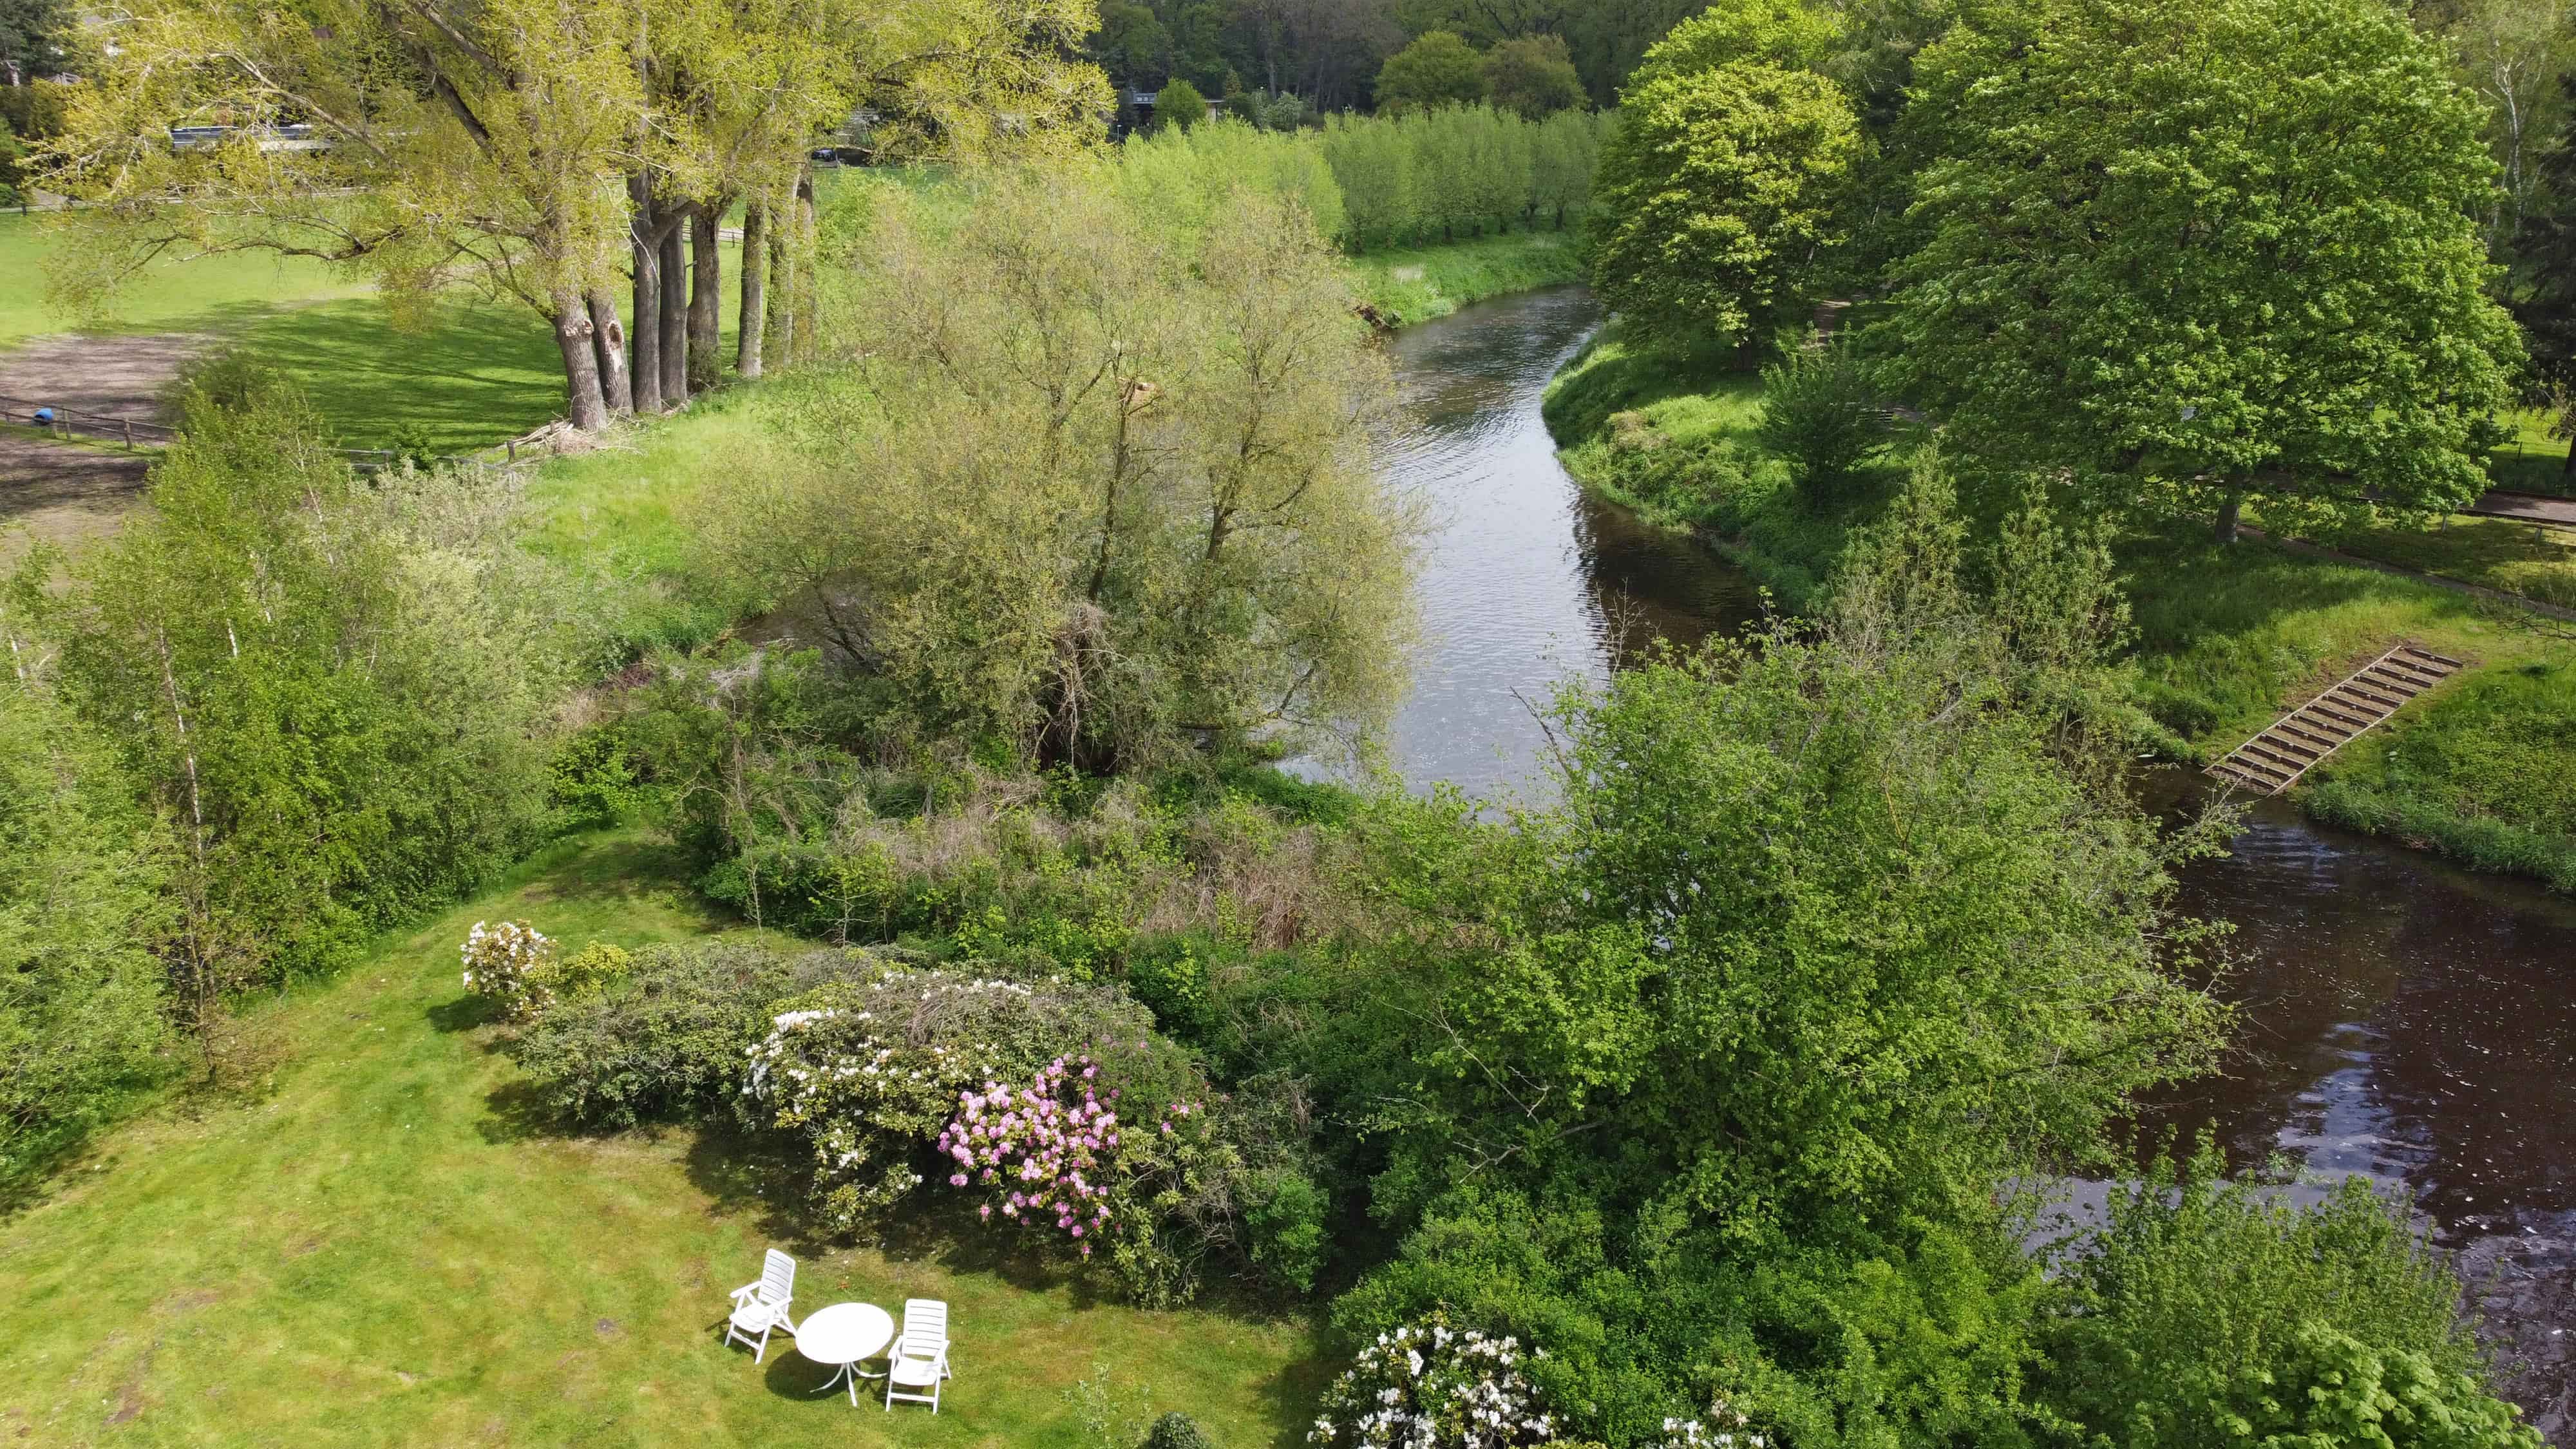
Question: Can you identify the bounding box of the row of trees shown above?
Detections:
[1321,105,1604,248]
[33,0,1109,433]
[1585,0,2527,543]
[1088,0,1700,115]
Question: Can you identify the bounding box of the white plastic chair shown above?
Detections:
[884,1298,951,1412]
[724,1249,797,1363]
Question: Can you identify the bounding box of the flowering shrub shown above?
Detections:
[1308,1314,1558,1448]
[746,971,1035,1230]
[459,920,556,1021]
[1659,1399,1762,1448]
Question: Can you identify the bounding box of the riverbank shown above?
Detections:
[1542,319,2576,894]
[1343,230,1587,327]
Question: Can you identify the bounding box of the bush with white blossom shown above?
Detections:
[1308,1314,1558,1448]
[459,920,556,1021]
[1659,1397,1762,1448]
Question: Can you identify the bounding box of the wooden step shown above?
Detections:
[2204,642,2467,797]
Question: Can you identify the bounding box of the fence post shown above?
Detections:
[123,419,135,450]
[507,439,517,464]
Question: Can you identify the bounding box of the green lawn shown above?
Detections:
[2,211,749,455]
[1344,229,1587,325]
[0,833,1326,1447]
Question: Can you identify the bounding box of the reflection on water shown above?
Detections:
[1370,286,2576,1438]
[1363,287,1761,800]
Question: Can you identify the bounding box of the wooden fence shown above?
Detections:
[1,392,572,473]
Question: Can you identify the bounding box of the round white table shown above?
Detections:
[793,1302,895,1406]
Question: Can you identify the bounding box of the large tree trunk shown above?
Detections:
[587,290,631,415]
[765,192,795,367]
[2214,490,2244,544]
[551,288,611,433]
[688,204,722,393]
[795,171,820,365]
[737,199,768,379]
[658,220,688,404]
[629,175,663,414]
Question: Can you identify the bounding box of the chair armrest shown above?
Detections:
[728,1283,760,1305]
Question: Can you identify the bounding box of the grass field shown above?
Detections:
[0,833,1327,1448]
[1,211,746,455]
[1344,229,1587,326]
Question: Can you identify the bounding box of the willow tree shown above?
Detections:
[40,0,645,431]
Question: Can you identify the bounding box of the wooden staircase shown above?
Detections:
[2205,644,2465,796]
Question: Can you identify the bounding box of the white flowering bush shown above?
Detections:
[459,920,556,1021]
[1308,1314,1558,1448]
[1660,1397,1762,1448]
[745,970,1035,1231]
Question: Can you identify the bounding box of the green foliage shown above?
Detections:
[1376,32,1486,115]
[0,669,173,1186]
[508,941,862,1129]
[15,359,579,985]
[0,115,23,207]
[2038,1154,2536,1448]
[1322,106,1608,248]
[1588,61,1864,350]
[1156,77,1209,129]
[1629,0,1845,80]
[1332,1188,2050,1446]
[1754,342,1884,511]
[1889,0,2522,537]
[1343,471,2229,1253]
[1482,35,1584,120]
[728,166,1412,767]
[1144,1410,1217,1449]
[1116,115,1347,242]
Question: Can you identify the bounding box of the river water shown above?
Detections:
[1369,287,2576,1437]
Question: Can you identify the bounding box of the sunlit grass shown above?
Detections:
[1344,230,1586,325]
[0,832,1329,1446]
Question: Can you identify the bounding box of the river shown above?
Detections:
[1367,286,2576,1438]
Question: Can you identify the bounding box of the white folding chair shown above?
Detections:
[884,1298,951,1412]
[724,1249,797,1363]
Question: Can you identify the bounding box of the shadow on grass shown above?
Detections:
[236,296,567,453]
[425,992,499,1034]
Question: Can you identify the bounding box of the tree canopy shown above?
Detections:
[1587,59,1864,350]
[1374,30,1487,113]
[1481,34,1583,119]
[1888,0,2523,540]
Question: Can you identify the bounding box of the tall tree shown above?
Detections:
[1480,33,1582,118]
[41,0,646,431]
[1890,0,2521,542]
[1587,59,1864,350]
[2443,0,2576,253]
[1374,29,1486,111]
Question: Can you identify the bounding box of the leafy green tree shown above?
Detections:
[0,0,78,82]
[0,665,173,1185]
[1626,0,1844,82]
[19,361,577,987]
[1481,34,1583,118]
[1343,466,2228,1255]
[1587,61,1864,350]
[2039,1153,2541,1448]
[1754,341,1884,511]
[1155,76,1210,129]
[1888,0,2522,542]
[0,115,22,209]
[1375,30,1486,114]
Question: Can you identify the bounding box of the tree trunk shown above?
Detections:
[551,288,611,433]
[737,200,768,379]
[795,171,820,365]
[688,204,721,392]
[658,220,688,404]
[587,290,631,415]
[766,189,796,366]
[2214,490,2244,544]
[629,175,663,413]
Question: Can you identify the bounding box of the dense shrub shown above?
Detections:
[0,671,173,1185]
[1753,345,1884,512]
[19,359,579,983]
[458,920,557,1021]
[509,942,868,1128]
[2037,1154,2537,1447]
[1309,1312,1560,1448]
[1145,1411,1217,1449]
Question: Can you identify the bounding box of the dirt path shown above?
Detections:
[0,332,214,562]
